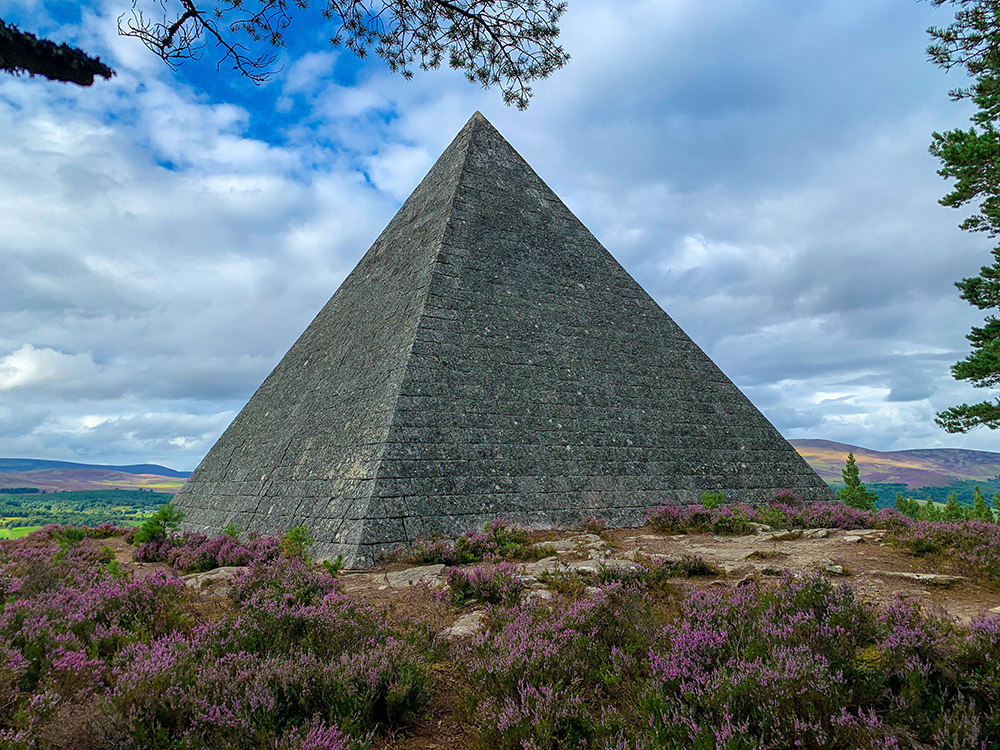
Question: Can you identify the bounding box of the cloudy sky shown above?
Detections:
[0,0,995,470]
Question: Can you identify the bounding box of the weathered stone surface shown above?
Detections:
[181,566,244,596]
[380,564,447,588]
[440,609,487,640]
[871,571,964,586]
[173,112,835,567]
[819,559,846,576]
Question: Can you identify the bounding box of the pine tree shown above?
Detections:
[973,486,995,522]
[928,1,1000,431]
[943,492,966,521]
[837,452,879,511]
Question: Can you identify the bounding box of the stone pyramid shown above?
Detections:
[174,112,834,566]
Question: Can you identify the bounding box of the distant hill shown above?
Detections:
[790,439,1000,488]
[0,458,189,478]
[0,458,189,495]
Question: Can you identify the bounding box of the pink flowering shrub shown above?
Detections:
[409,519,551,565]
[133,529,281,572]
[892,520,1000,588]
[643,574,1000,747]
[462,581,654,749]
[1,530,427,746]
[445,562,525,605]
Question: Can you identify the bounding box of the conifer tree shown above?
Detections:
[837,452,879,511]
[973,485,995,521]
[928,1,1000,431]
[943,492,967,521]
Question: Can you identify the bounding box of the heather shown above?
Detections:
[445,561,525,605]
[403,519,555,565]
[6,502,1000,748]
[130,527,282,572]
[644,575,1000,748]
[460,580,657,749]
[0,526,428,747]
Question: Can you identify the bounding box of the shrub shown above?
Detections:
[281,525,314,561]
[0,530,428,745]
[407,520,552,565]
[700,492,724,510]
[461,582,656,749]
[131,502,185,546]
[581,515,608,535]
[445,562,525,605]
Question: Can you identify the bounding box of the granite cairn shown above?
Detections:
[174,112,835,567]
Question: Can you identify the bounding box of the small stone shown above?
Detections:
[803,528,829,539]
[600,559,644,573]
[534,539,575,554]
[747,522,773,534]
[841,536,863,543]
[769,529,802,541]
[440,610,486,641]
[524,589,553,604]
[989,605,1000,614]
[819,560,846,576]
[519,557,561,576]
[181,566,245,589]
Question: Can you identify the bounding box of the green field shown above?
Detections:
[0,526,41,539]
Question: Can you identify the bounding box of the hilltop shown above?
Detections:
[791,438,1000,505]
[3,501,1000,748]
[0,457,189,494]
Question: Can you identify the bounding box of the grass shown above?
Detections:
[0,525,41,539]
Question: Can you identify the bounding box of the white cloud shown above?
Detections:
[0,344,101,392]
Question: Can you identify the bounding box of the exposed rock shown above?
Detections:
[519,557,562,577]
[381,564,446,588]
[524,589,554,604]
[598,559,644,573]
[803,528,829,539]
[181,566,244,592]
[747,522,773,534]
[440,610,486,641]
[842,536,863,543]
[871,570,964,586]
[819,559,846,576]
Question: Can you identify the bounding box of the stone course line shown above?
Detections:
[173,112,835,567]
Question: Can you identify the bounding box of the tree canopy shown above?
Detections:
[0,18,114,86]
[2,2,568,106]
[929,0,1000,432]
[124,0,569,108]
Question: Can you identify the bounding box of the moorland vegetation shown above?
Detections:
[3,485,1000,749]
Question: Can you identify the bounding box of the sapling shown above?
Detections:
[132,502,185,545]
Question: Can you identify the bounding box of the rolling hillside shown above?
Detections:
[791,439,1000,489]
[0,458,189,494]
